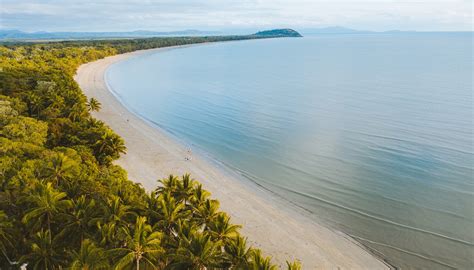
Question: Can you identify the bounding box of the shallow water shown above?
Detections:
[107,33,474,269]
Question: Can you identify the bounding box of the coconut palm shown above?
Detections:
[154,192,187,234]
[69,103,87,122]
[224,236,251,269]
[19,229,64,270]
[46,152,78,187]
[0,211,15,265]
[144,191,161,224]
[175,174,196,205]
[22,182,72,240]
[94,130,126,164]
[103,195,135,225]
[70,239,110,270]
[110,216,163,270]
[171,232,223,270]
[193,199,220,227]
[26,92,43,117]
[86,117,105,128]
[207,212,241,245]
[249,250,277,270]
[60,196,101,245]
[97,221,119,248]
[96,196,136,247]
[190,183,210,206]
[286,260,302,270]
[156,175,179,195]
[86,97,102,112]
[175,219,199,243]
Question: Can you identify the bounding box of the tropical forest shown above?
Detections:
[0,36,301,269]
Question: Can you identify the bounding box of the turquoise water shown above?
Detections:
[107,33,473,269]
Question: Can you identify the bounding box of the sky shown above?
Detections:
[1,0,472,32]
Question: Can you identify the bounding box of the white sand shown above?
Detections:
[74,46,390,269]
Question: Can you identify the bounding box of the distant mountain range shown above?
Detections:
[3,26,462,41]
[0,29,222,40]
[297,26,473,34]
[0,27,358,40]
[298,26,373,34]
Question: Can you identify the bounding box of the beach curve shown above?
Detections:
[74,45,391,269]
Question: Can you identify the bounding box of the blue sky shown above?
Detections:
[1,0,472,32]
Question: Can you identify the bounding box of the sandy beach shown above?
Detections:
[74,46,390,269]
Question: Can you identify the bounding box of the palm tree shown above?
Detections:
[69,103,87,122]
[110,216,163,270]
[29,95,43,117]
[60,196,101,245]
[22,182,72,241]
[144,191,163,224]
[175,219,199,243]
[94,130,126,164]
[26,92,43,117]
[86,97,102,112]
[175,174,196,205]
[154,192,187,234]
[249,250,277,270]
[86,117,105,128]
[171,232,223,270]
[46,152,78,187]
[189,183,210,207]
[0,211,15,266]
[156,175,179,195]
[207,213,241,246]
[41,92,64,119]
[70,239,110,270]
[193,199,220,227]
[224,236,251,269]
[97,222,119,248]
[19,229,64,269]
[286,260,302,270]
[97,196,135,247]
[103,196,135,225]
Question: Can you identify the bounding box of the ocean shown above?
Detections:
[106,33,473,269]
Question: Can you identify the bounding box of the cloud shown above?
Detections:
[0,0,472,31]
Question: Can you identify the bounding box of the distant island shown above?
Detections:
[254,29,303,37]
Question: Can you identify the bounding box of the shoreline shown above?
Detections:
[74,44,390,269]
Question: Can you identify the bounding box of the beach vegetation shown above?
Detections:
[0,36,300,269]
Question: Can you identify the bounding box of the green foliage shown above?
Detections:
[1,114,48,146]
[70,239,110,270]
[286,260,302,270]
[110,216,163,269]
[87,97,102,112]
[0,37,300,269]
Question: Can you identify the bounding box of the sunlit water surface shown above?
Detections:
[107,33,473,269]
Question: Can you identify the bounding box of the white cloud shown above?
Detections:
[0,0,472,31]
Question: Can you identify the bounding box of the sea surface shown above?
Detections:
[107,33,474,269]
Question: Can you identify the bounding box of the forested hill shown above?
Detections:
[0,34,301,268]
[254,29,303,37]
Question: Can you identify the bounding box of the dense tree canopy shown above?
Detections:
[0,36,301,269]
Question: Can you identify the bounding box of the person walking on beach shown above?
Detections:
[185,147,192,161]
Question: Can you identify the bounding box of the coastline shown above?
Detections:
[74,45,390,269]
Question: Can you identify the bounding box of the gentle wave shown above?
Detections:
[107,33,474,269]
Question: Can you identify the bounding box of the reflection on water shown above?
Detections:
[107,33,474,269]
